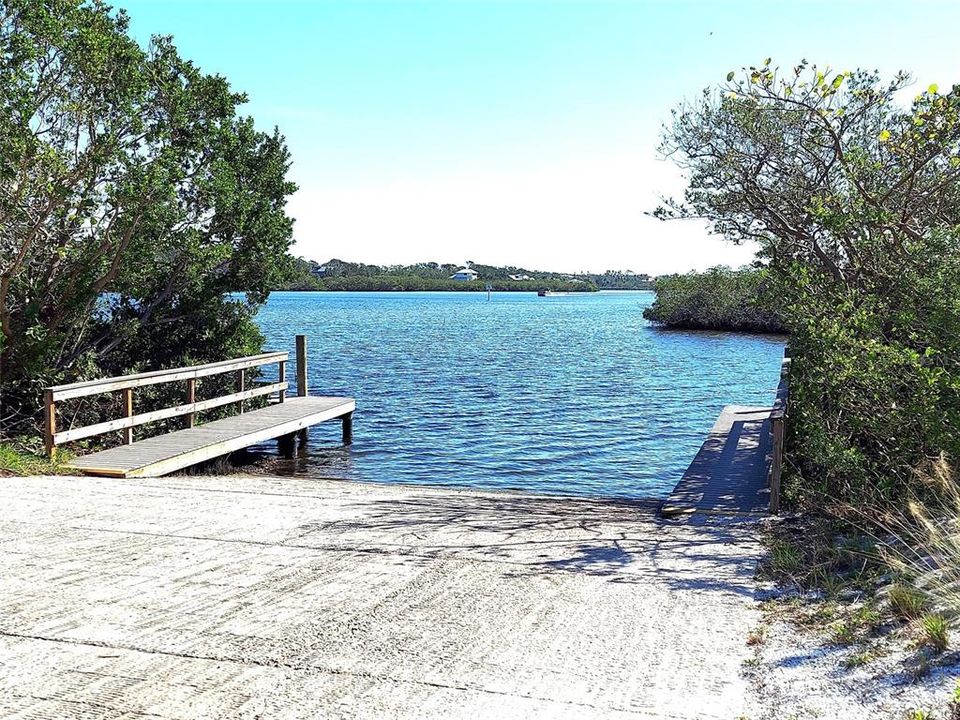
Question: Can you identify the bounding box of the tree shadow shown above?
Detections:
[285,486,765,599]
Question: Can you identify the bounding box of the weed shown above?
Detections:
[889,584,928,620]
[770,540,803,576]
[908,709,931,720]
[841,650,873,669]
[830,620,857,646]
[949,678,960,720]
[919,614,950,653]
[746,626,767,646]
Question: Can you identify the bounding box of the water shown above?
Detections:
[252,291,785,499]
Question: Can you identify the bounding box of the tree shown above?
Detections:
[657,60,960,504]
[0,0,297,436]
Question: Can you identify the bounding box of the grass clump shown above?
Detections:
[919,614,950,653]
[0,443,73,477]
[888,584,929,620]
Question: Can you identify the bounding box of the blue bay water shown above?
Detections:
[252,291,785,499]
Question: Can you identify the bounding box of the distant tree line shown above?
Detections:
[275,258,653,292]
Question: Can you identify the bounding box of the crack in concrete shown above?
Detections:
[0,630,652,716]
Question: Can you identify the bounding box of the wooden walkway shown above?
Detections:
[69,396,355,478]
[661,405,773,516]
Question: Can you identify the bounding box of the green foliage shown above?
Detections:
[888,584,928,620]
[919,614,950,653]
[0,443,73,476]
[643,266,786,333]
[274,258,601,292]
[0,0,296,437]
[658,59,960,505]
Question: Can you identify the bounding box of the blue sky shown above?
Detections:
[120,0,960,273]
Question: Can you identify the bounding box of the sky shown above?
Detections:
[118,0,960,274]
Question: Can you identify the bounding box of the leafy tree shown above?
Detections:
[658,59,960,504]
[643,266,785,333]
[0,0,296,436]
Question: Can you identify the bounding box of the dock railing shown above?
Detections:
[44,351,293,458]
[768,350,791,513]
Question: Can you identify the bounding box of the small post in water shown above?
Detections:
[342,412,353,445]
[296,334,308,397]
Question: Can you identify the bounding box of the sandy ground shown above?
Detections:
[744,617,960,719]
[0,474,763,719]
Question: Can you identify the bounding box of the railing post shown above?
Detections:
[237,369,245,414]
[769,416,783,513]
[277,359,286,403]
[122,388,134,445]
[44,390,56,458]
[296,335,308,397]
[185,378,196,428]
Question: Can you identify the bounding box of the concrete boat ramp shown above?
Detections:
[0,474,761,719]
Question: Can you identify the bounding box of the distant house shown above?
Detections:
[450,267,479,281]
[508,274,532,281]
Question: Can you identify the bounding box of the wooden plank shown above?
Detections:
[122,388,134,445]
[54,382,288,444]
[67,396,355,477]
[50,352,288,401]
[296,335,308,397]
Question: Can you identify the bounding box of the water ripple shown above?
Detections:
[252,291,785,499]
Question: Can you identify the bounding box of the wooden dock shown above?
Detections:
[45,336,355,478]
[661,405,774,517]
[68,396,354,477]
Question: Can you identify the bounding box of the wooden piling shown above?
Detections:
[277,359,286,403]
[342,412,353,445]
[296,335,308,397]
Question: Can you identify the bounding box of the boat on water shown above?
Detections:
[537,289,569,297]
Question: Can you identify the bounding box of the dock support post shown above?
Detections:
[122,388,134,445]
[342,412,353,445]
[277,432,296,459]
[185,378,196,428]
[769,416,784,513]
[44,390,56,458]
[296,335,308,397]
[278,359,286,403]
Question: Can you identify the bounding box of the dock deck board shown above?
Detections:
[661,405,772,516]
[68,396,355,478]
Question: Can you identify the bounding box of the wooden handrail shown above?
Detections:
[53,383,287,444]
[44,351,289,457]
[48,351,288,401]
[769,354,791,513]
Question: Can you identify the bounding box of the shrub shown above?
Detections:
[643,266,786,333]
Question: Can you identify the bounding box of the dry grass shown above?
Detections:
[874,455,960,646]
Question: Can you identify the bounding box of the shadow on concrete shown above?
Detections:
[292,487,765,599]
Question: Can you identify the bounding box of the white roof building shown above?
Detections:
[450,267,479,281]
